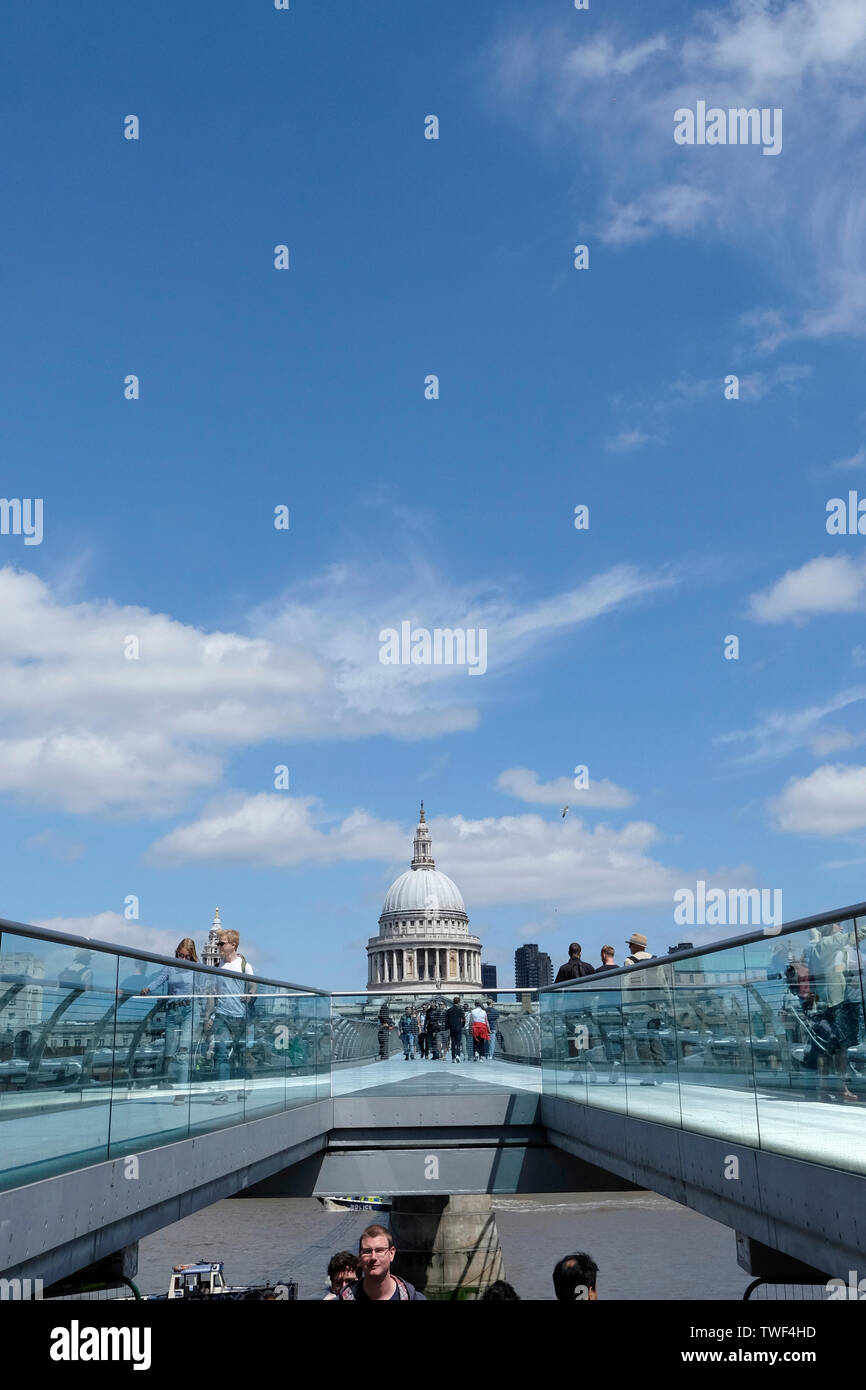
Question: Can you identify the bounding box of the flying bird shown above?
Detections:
[561,806,569,818]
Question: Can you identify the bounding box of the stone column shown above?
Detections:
[389,1195,505,1299]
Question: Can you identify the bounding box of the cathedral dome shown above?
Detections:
[367,803,481,990]
[382,866,465,916]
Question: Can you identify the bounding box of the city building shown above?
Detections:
[481,963,497,990]
[366,803,483,992]
[514,944,553,989]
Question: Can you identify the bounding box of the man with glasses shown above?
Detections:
[338,1225,427,1300]
[203,930,256,1085]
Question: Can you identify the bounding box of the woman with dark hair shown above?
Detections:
[142,939,198,1088]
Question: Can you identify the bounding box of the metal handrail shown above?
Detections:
[5,898,865,999]
[0,915,327,995]
[545,900,866,989]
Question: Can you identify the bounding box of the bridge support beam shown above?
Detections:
[390,1194,504,1300]
[735,1233,830,1284]
[43,1244,139,1298]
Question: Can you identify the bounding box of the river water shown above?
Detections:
[136,1192,757,1300]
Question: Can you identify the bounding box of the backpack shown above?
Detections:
[221,955,255,1011]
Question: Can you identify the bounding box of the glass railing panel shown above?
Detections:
[315,993,331,1100]
[543,985,586,1105]
[618,959,683,1127]
[670,945,758,1144]
[107,953,195,1158]
[0,930,119,1190]
[330,990,540,1098]
[746,919,866,1173]
[242,982,288,1121]
[275,988,322,1113]
[558,974,630,1112]
[0,925,325,1189]
[188,964,250,1133]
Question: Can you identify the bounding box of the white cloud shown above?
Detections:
[32,911,182,959]
[747,555,866,623]
[151,795,405,867]
[771,763,866,834]
[496,766,635,809]
[151,798,748,916]
[682,0,866,86]
[0,733,220,816]
[0,562,672,816]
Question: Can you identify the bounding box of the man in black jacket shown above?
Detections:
[425,1002,443,1059]
[445,997,466,1063]
[555,943,596,984]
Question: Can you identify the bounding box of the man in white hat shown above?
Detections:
[623,933,666,1083]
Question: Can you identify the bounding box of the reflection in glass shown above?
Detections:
[542,926,866,1173]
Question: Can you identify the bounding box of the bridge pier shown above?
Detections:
[390,1194,504,1299]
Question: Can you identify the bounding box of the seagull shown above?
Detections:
[561,806,569,818]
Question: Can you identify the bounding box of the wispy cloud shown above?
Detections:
[605,427,655,454]
[496,766,635,809]
[830,445,866,472]
[717,687,866,764]
[479,0,866,346]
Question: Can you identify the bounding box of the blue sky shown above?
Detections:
[3,0,866,987]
